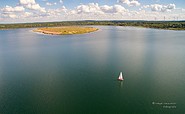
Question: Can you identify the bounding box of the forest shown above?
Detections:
[0,20,185,30]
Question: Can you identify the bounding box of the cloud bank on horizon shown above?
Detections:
[0,0,185,23]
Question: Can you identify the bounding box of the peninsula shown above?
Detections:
[33,26,98,35]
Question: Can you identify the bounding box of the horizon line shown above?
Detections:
[1,19,185,25]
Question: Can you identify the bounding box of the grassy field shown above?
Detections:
[33,26,99,35]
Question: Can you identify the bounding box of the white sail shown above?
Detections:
[118,72,123,80]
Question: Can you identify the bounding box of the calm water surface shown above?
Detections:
[0,26,185,114]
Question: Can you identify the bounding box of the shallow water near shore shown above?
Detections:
[0,26,185,114]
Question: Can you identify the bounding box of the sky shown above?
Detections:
[0,0,185,23]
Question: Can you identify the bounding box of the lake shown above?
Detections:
[0,26,185,114]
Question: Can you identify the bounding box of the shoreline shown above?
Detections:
[0,21,184,31]
[0,25,184,31]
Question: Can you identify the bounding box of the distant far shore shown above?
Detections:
[0,21,185,30]
[33,27,98,35]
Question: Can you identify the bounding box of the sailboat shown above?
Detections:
[118,72,124,81]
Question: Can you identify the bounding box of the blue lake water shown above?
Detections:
[0,26,185,114]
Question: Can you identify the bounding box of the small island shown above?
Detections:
[33,26,98,35]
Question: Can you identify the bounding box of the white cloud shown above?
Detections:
[23,12,33,17]
[1,12,15,19]
[46,2,57,6]
[75,3,102,14]
[166,4,175,10]
[46,2,52,6]
[59,0,63,4]
[46,6,67,16]
[19,0,46,12]
[118,0,129,5]
[8,14,17,18]
[70,3,127,15]
[1,10,33,19]
[0,0,46,19]
[113,5,127,13]
[1,5,25,12]
[100,5,113,13]
[1,2,185,23]
[1,5,25,19]
[142,4,176,12]
[141,5,150,9]
[118,0,140,6]
[27,4,46,12]
[63,3,131,21]
[151,4,163,11]
[129,1,140,6]
[19,0,36,5]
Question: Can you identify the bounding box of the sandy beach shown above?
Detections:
[33,26,99,35]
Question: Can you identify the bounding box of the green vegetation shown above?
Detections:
[0,20,185,30]
[33,27,98,35]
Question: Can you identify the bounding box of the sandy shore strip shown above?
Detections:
[33,26,99,35]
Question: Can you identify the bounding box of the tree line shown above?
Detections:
[0,20,185,30]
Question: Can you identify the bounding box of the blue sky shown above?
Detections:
[1,0,185,9]
[0,0,185,23]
